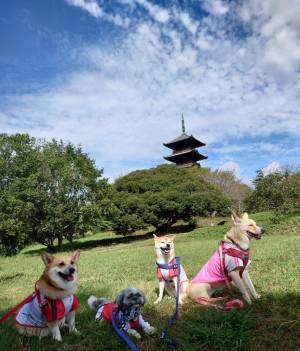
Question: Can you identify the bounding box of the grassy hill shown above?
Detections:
[0,211,300,351]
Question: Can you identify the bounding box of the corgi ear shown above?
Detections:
[242,212,249,219]
[231,210,240,225]
[41,252,54,266]
[71,249,80,262]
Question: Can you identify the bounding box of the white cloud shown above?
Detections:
[202,0,229,16]
[262,161,281,175]
[134,0,170,23]
[64,0,129,26]
[239,0,300,78]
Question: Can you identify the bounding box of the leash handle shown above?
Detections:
[111,308,141,351]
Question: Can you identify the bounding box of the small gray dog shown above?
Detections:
[88,287,156,339]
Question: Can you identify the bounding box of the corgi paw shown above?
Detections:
[144,326,156,335]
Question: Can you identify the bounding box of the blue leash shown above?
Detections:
[111,308,141,351]
[159,256,181,349]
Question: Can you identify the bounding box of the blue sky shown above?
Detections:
[1,0,300,183]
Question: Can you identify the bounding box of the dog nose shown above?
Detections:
[166,243,170,248]
[69,267,75,274]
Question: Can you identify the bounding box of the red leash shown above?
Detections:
[0,294,35,323]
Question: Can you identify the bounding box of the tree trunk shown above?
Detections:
[57,236,63,251]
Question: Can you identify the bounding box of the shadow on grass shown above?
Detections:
[23,224,195,256]
[0,272,24,283]
[1,292,299,351]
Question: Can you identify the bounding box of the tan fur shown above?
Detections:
[188,212,263,305]
[16,250,80,341]
[153,234,189,305]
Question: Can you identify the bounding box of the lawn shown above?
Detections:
[0,211,300,351]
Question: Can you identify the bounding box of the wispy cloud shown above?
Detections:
[65,0,130,26]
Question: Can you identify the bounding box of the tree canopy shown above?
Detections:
[245,169,300,213]
[112,164,231,235]
[0,134,110,255]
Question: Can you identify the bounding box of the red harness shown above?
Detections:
[0,286,79,324]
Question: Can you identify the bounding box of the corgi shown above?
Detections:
[153,234,189,305]
[15,250,80,341]
[188,212,263,306]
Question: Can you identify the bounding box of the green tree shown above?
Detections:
[245,169,300,213]
[0,134,111,255]
[112,164,231,234]
[0,134,39,254]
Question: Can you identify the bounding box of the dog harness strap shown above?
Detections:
[15,289,79,327]
[156,258,179,280]
[220,241,249,277]
[0,294,35,323]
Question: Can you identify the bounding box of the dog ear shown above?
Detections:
[116,290,125,309]
[140,290,146,305]
[242,212,249,219]
[41,252,54,265]
[71,249,80,262]
[153,234,158,240]
[231,210,240,225]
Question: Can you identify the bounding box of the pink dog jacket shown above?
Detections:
[191,242,250,284]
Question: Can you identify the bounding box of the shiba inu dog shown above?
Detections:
[15,250,81,341]
[88,287,156,339]
[188,212,263,306]
[153,234,189,305]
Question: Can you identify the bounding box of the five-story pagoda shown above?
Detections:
[163,115,207,167]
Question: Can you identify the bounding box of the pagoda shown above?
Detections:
[163,115,207,167]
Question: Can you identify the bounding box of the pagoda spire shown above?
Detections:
[181,113,186,133]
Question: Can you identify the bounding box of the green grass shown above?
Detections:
[0,211,300,351]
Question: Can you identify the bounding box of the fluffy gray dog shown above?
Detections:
[88,287,156,339]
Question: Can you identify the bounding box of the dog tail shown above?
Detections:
[87,296,108,311]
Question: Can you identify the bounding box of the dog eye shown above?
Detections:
[58,262,65,267]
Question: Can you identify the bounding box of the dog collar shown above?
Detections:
[226,237,249,252]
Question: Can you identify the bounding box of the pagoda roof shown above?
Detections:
[163,133,205,150]
[164,149,207,163]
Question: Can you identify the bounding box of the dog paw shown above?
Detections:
[144,326,156,335]
[254,293,261,299]
[154,298,162,304]
[53,335,62,342]
[70,328,81,335]
[127,329,141,339]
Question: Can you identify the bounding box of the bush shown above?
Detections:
[112,164,231,235]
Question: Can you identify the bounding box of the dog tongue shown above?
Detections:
[65,274,74,281]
